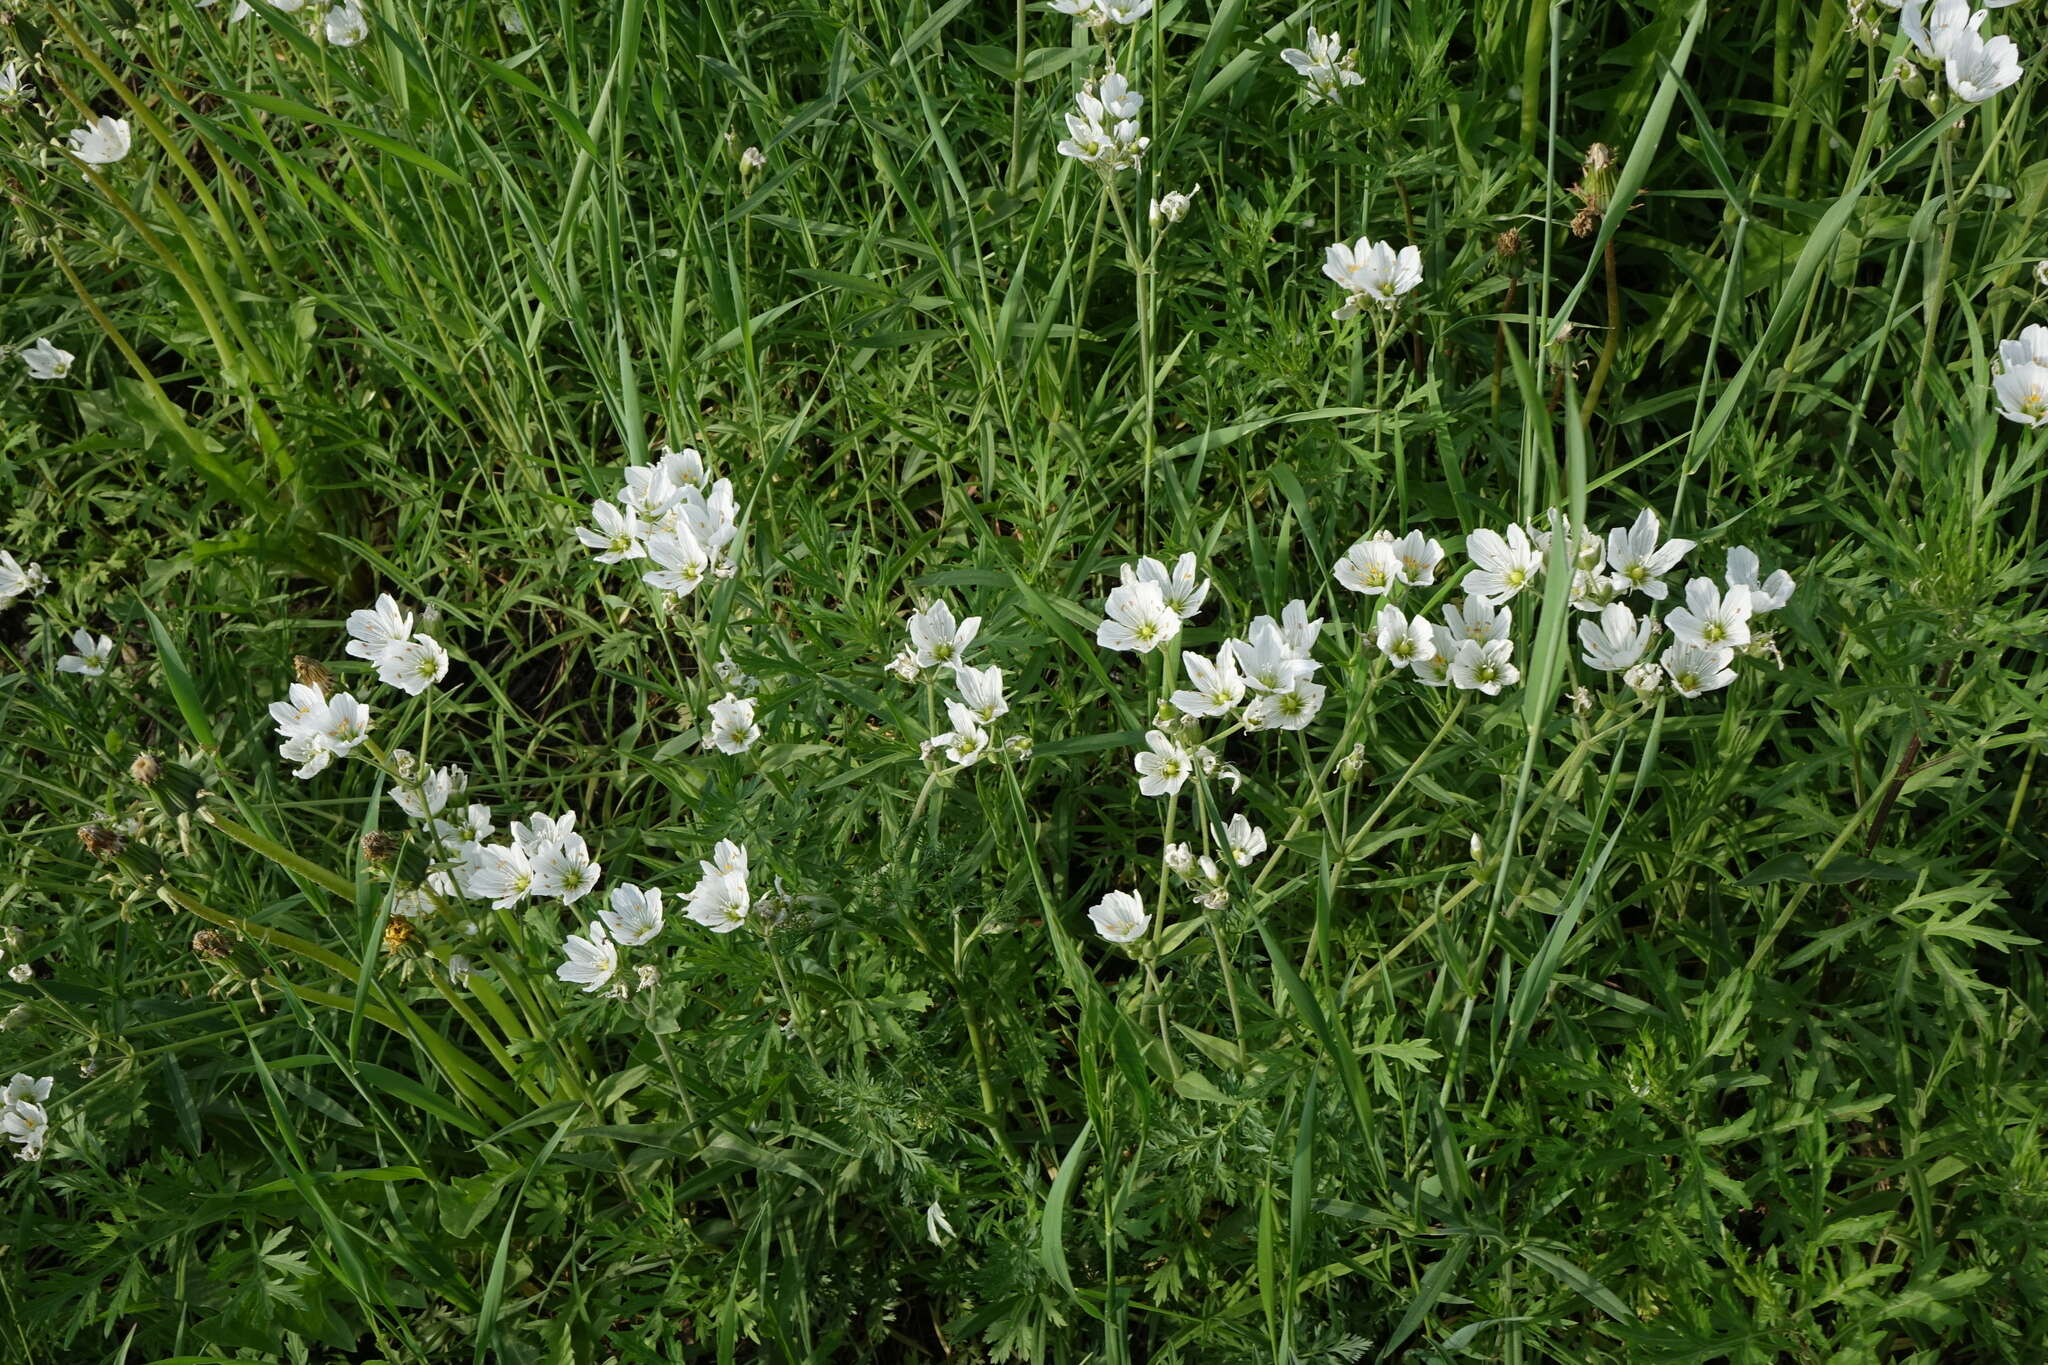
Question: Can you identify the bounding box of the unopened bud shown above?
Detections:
[1338,743,1369,782]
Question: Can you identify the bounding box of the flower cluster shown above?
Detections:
[1055,71,1150,173]
[269,680,372,779]
[1164,813,1268,910]
[1340,509,1794,701]
[346,593,451,696]
[1896,0,2023,103]
[224,0,370,47]
[575,444,740,601]
[1164,598,1326,736]
[895,600,1030,767]
[1,1074,51,1162]
[1279,27,1365,104]
[0,551,51,607]
[557,839,754,993]
[1048,0,1151,27]
[1323,237,1424,319]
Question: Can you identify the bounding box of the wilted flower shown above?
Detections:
[0,63,33,111]
[739,145,766,173]
[1149,185,1199,229]
[925,1200,956,1245]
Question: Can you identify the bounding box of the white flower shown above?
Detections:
[705,692,762,754]
[907,600,981,669]
[318,692,372,754]
[0,552,50,603]
[1134,729,1193,796]
[1993,361,2048,425]
[642,525,711,596]
[1449,638,1520,695]
[1243,677,1326,730]
[676,480,741,573]
[0,63,34,111]
[1947,29,2023,102]
[1577,602,1652,672]
[1087,890,1151,943]
[1999,324,2048,370]
[1531,508,1607,573]
[19,338,73,380]
[556,922,618,993]
[1334,537,1401,595]
[1097,579,1180,653]
[925,1200,956,1245]
[1056,72,1150,173]
[466,843,535,907]
[324,2,368,44]
[1122,553,1210,621]
[1170,649,1245,718]
[345,593,415,663]
[1605,509,1695,600]
[1230,619,1318,693]
[2,1075,51,1108]
[931,712,994,767]
[701,839,749,882]
[5,964,30,986]
[56,629,114,678]
[1664,578,1753,651]
[951,664,1008,725]
[1464,524,1545,606]
[686,869,751,932]
[1322,237,1423,319]
[1660,642,1738,698]
[432,802,495,848]
[1902,0,1982,60]
[393,763,465,820]
[1725,547,1796,612]
[739,145,766,172]
[510,810,577,854]
[376,634,449,695]
[1280,26,1366,103]
[1391,530,1447,586]
[67,116,131,166]
[619,462,681,523]
[1148,185,1199,229]
[600,884,665,946]
[529,831,602,905]
[657,444,711,489]
[2,1098,47,1159]
[577,500,645,562]
[1374,605,1436,669]
[1224,814,1267,866]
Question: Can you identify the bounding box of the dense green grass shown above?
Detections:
[2,0,2047,1358]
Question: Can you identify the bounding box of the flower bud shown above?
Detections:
[1623,661,1664,699]
[2035,258,2048,290]
[1338,743,1369,782]
[1001,733,1035,762]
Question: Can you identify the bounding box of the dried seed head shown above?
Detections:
[382,916,417,955]
[360,831,401,865]
[129,752,162,786]
[292,655,332,696]
[192,929,234,961]
[77,823,126,861]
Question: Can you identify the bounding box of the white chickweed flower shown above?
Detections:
[600,884,665,946]
[577,500,646,562]
[740,145,766,173]
[1243,677,1327,731]
[1334,537,1401,595]
[705,692,763,754]
[66,116,131,166]
[1056,71,1150,173]
[1664,578,1754,651]
[1577,602,1652,672]
[1133,729,1193,796]
[0,552,50,604]
[1280,27,1366,104]
[1449,638,1520,695]
[907,600,981,670]
[642,525,711,597]
[1725,546,1796,612]
[1605,508,1695,600]
[686,868,751,933]
[530,830,602,905]
[555,922,619,993]
[56,629,114,679]
[1224,813,1267,867]
[1097,579,1180,653]
[1374,605,1436,669]
[376,634,450,696]
[1322,237,1423,319]
[19,338,74,380]
[1945,29,2023,102]
[951,664,1008,725]
[1660,642,1738,698]
[324,2,369,44]
[1121,553,1210,622]
[346,593,415,664]
[1169,648,1245,718]
[1993,362,2048,426]
[1087,890,1151,943]
[1391,530,1447,586]
[1464,524,1545,606]
[0,63,34,111]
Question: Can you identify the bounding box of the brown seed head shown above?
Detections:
[130,752,162,786]
[77,823,126,861]
[292,655,332,696]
